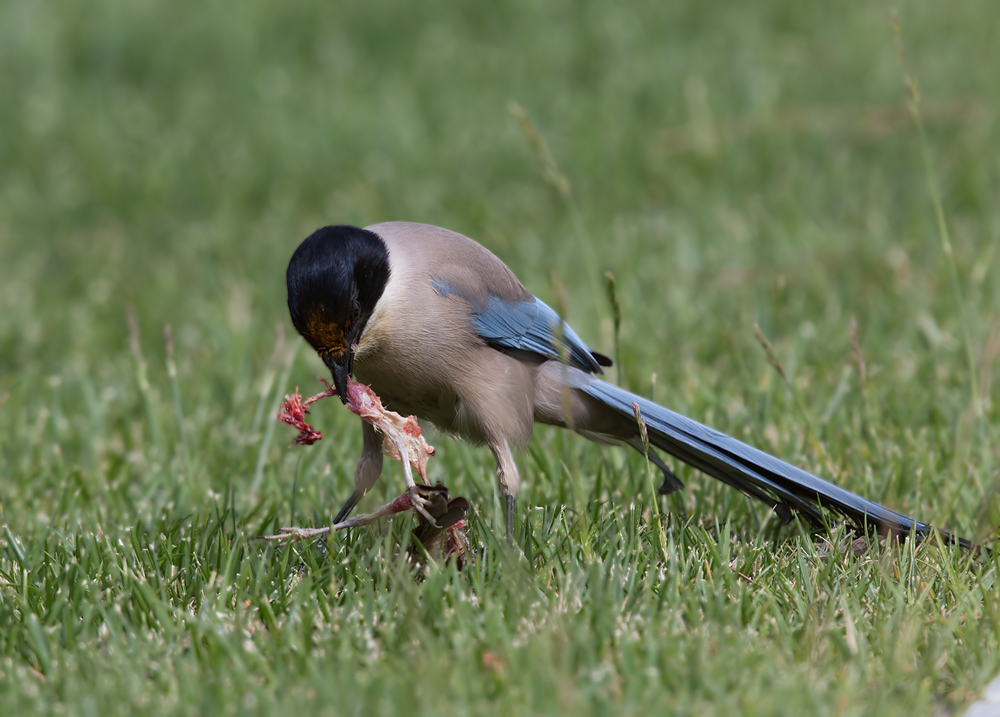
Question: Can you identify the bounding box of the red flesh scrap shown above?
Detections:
[277,377,436,479]
[276,379,336,445]
[277,378,470,565]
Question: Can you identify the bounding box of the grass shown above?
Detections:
[2,0,999,713]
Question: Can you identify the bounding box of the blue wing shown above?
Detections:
[432,277,609,374]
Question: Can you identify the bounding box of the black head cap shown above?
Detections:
[286,226,390,393]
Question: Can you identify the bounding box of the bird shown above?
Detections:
[285,221,970,549]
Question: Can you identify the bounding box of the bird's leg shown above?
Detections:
[334,422,384,524]
[333,490,363,526]
[506,494,515,547]
[490,439,521,547]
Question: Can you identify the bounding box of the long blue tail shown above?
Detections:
[581,379,971,549]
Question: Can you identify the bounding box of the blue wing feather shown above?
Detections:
[432,277,604,374]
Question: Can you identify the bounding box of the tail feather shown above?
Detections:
[582,379,972,549]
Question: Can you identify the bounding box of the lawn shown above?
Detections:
[2,0,999,714]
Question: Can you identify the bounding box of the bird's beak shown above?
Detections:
[323,349,353,404]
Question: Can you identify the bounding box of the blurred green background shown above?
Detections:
[3,0,997,524]
[1,0,999,713]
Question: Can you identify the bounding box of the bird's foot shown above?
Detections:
[408,484,441,529]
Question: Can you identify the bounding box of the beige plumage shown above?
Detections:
[286,222,969,548]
